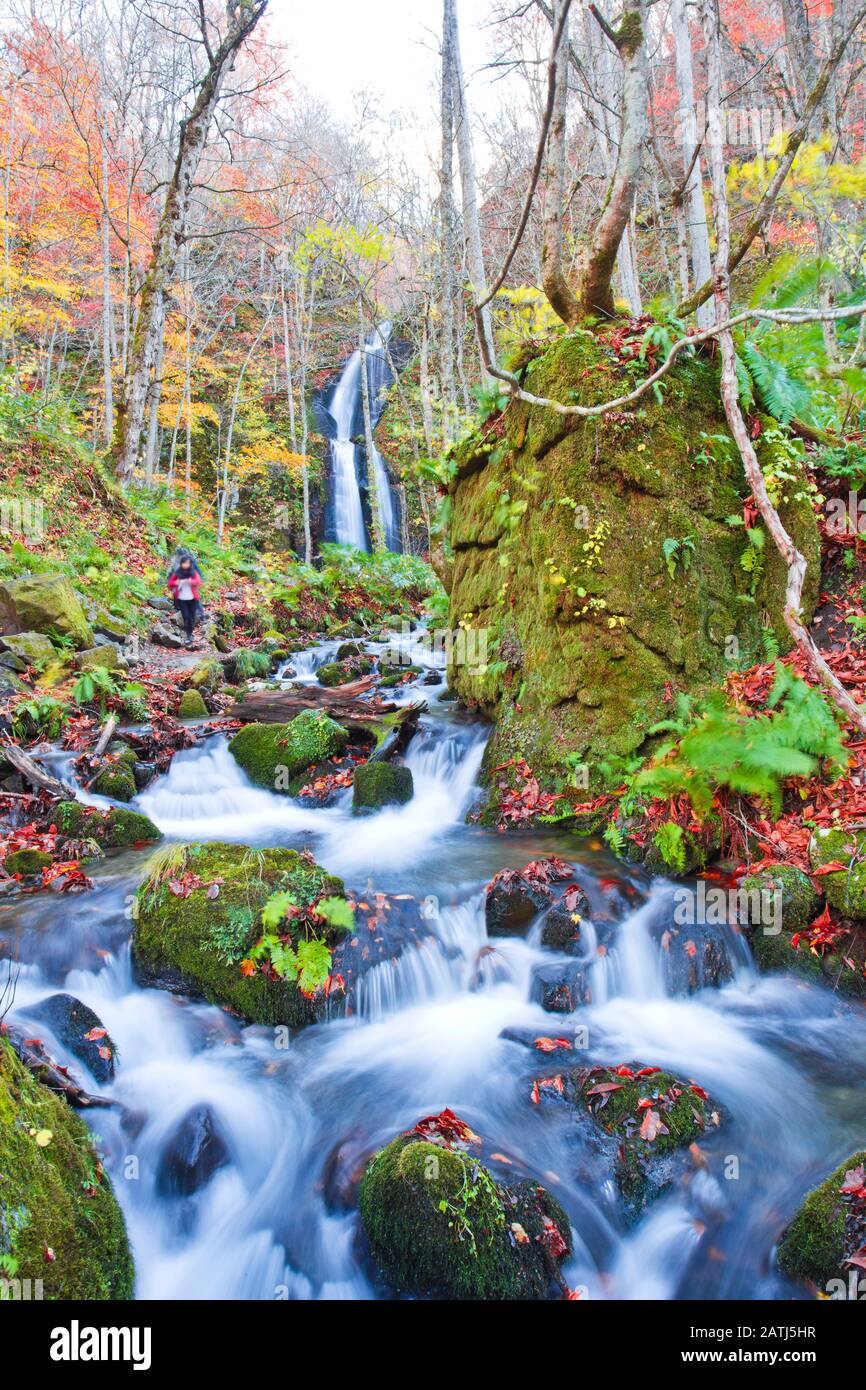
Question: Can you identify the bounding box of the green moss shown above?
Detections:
[317,658,373,687]
[446,333,820,793]
[0,573,93,649]
[742,863,821,934]
[55,801,161,849]
[358,1134,571,1299]
[178,688,209,718]
[352,762,414,813]
[777,1151,866,1289]
[0,1037,133,1299]
[809,827,866,918]
[133,842,344,1028]
[91,765,136,802]
[4,849,52,875]
[189,659,223,693]
[228,712,349,792]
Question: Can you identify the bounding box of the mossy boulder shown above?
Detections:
[133,842,345,1028]
[358,1121,571,1299]
[4,848,52,876]
[352,761,413,813]
[777,1151,866,1291]
[446,331,820,790]
[90,762,137,802]
[178,688,209,719]
[76,644,124,672]
[0,1036,133,1298]
[740,862,827,981]
[0,631,56,668]
[336,641,363,659]
[55,801,161,850]
[0,574,93,649]
[228,712,349,793]
[550,1064,719,1218]
[317,658,373,687]
[809,827,866,918]
[189,658,223,693]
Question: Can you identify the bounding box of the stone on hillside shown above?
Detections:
[0,574,93,649]
[188,658,223,693]
[76,644,126,672]
[352,761,413,813]
[150,623,185,650]
[0,631,56,667]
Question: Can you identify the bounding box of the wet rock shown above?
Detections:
[777,1150,866,1292]
[358,1112,571,1299]
[485,860,574,936]
[155,1105,229,1198]
[318,657,373,687]
[540,892,590,953]
[90,760,137,802]
[133,761,157,791]
[652,921,737,994]
[228,712,348,793]
[55,800,161,849]
[23,993,118,1083]
[421,669,442,686]
[4,847,52,876]
[741,863,821,934]
[535,1062,720,1221]
[0,1034,132,1298]
[530,961,588,1012]
[809,828,866,918]
[336,641,363,659]
[133,842,346,1029]
[352,761,413,813]
[0,574,94,649]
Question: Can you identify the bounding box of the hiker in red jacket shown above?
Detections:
[168,556,202,646]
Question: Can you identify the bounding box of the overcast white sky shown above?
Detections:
[271,0,500,125]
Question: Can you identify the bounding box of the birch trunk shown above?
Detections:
[671,0,714,329]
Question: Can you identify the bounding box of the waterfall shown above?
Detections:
[326,322,401,553]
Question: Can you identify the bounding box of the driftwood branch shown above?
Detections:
[1,739,77,799]
[4,1025,116,1110]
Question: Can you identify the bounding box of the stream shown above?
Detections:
[3,625,866,1301]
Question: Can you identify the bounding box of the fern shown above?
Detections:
[740,340,810,425]
[603,820,626,856]
[653,822,686,873]
[635,664,846,818]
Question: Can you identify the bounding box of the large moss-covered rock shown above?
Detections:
[352,761,413,813]
[0,631,56,668]
[90,762,136,803]
[76,644,125,672]
[777,1151,866,1291]
[4,848,52,876]
[317,658,373,687]
[55,800,161,849]
[133,842,344,1028]
[0,1036,133,1298]
[358,1119,571,1299]
[177,688,209,718]
[446,331,820,789]
[0,574,93,649]
[809,827,866,918]
[228,711,348,793]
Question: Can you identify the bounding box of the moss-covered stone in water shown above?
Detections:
[228,712,349,793]
[352,762,414,813]
[5,848,52,875]
[55,800,161,849]
[317,658,373,687]
[133,842,344,1028]
[742,863,821,935]
[91,764,136,802]
[358,1133,571,1299]
[777,1151,866,1290]
[446,332,820,792]
[0,1037,133,1298]
[178,688,209,718]
[809,827,866,918]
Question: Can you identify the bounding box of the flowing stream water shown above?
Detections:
[3,627,866,1301]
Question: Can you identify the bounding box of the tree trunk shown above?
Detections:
[575,3,648,319]
[670,0,714,329]
[446,0,497,374]
[112,1,268,483]
[541,0,581,325]
[100,122,114,442]
[439,2,459,439]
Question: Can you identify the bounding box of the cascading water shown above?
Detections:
[326,323,401,554]
[5,624,866,1301]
